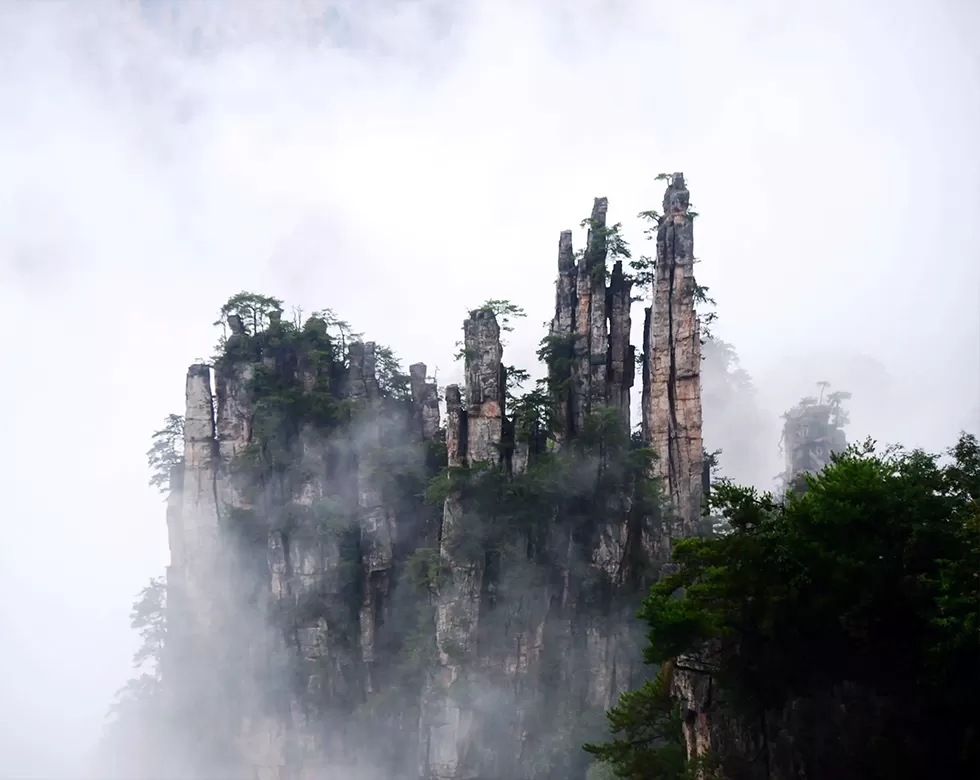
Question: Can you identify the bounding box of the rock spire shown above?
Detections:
[642,172,704,541]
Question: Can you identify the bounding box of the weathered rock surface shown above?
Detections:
[643,173,704,541]
[410,362,442,442]
[550,197,634,440]
[421,310,503,780]
[637,174,717,769]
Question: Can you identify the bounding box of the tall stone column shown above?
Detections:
[351,342,394,696]
[607,259,635,431]
[641,174,723,771]
[410,362,442,442]
[420,309,504,780]
[643,172,704,540]
[170,363,249,777]
[177,364,221,622]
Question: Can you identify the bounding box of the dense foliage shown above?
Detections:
[586,432,980,779]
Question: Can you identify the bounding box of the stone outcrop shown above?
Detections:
[165,363,247,774]
[410,362,442,442]
[636,174,715,768]
[152,171,906,780]
[636,178,860,780]
[420,309,504,780]
[545,202,651,739]
[643,173,704,541]
[172,364,221,637]
[550,197,635,440]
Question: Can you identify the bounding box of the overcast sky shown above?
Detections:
[1,0,978,775]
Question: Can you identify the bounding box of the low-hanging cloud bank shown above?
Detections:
[0,0,978,776]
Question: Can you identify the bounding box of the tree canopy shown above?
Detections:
[586,432,980,779]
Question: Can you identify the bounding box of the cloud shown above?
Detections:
[0,0,977,775]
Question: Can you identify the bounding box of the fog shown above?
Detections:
[0,0,978,776]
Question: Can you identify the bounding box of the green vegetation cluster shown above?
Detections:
[586,432,980,779]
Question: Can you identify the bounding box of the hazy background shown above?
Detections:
[0,0,977,776]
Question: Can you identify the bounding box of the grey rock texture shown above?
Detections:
[643,173,704,542]
[635,174,721,769]
[420,310,503,780]
[549,198,634,440]
[410,362,442,442]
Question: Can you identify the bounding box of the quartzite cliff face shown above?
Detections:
[164,176,713,780]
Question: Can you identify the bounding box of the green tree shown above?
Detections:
[92,576,171,779]
[587,433,980,778]
[309,307,360,355]
[130,576,167,671]
[583,665,687,779]
[478,298,527,333]
[578,216,632,263]
[146,414,184,494]
[215,291,284,336]
[374,343,411,399]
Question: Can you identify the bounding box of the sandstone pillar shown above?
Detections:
[644,172,704,539]
[420,310,504,780]
[549,197,634,439]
